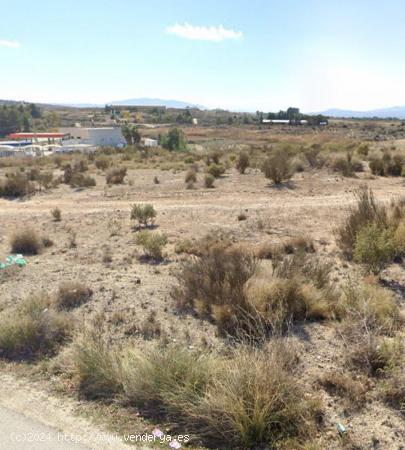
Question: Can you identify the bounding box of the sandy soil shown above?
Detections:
[0,165,404,449]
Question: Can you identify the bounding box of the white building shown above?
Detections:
[143,138,158,147]
[59,127,126,148]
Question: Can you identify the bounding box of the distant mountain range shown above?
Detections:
[316,106,405,119]
[67,98,207,109]
[0,97,207,110]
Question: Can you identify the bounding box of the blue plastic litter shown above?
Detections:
[0,254,27,269]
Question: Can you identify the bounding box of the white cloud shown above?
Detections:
[0,40,21,48]
[166,23,242,42]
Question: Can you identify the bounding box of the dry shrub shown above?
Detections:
[369,152,404,177]
[10,227,42,255]
[303,144,326,169]
[341,283,401,334]
[138,312,161,340]
[262,150,294,185]
[174,246,258,336]
[0,172,35,198]
[336,185,387,258]
[369,157,385,175]
[175,245,337,336]
[102,246,113,263]
[95,156,110,170]
[272,252,333,290]
[204,174,215,188]
[185,169,197,184]
[346,334,403,380]
[380,368,405,414]
[174,231,232,257]
[330,154,354,177]
[106,167,127,184]
[319,371,367,410]
[236,152,250,174]
[245,274,338,332]
[69,172,96,188]
[55,282,93,310]
[329,151,362,177]
[0,293,71,360]
[51,207,62,222]
[393,221,405,255]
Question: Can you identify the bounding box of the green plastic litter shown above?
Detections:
[0,254,27,269]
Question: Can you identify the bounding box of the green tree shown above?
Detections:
[161,128,187,151]
[122,125,141,146]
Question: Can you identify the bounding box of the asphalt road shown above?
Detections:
[0,405,90,450]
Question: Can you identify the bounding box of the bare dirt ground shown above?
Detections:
[0,154,404,448]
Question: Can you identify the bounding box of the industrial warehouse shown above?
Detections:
[0,127,126,157]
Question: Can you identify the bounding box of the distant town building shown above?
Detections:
[143,138,158,147]
[59,127,126,147]
[262,119,311,125]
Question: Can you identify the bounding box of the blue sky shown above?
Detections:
[1,0,405,112]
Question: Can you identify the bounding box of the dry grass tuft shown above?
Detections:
[0,293,71,360]
[319,370,367,410]
[72,323,123,399]
[55,282,93,310]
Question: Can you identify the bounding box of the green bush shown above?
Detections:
[136,231,167,260]
[206,163,225,178]
[336,185,388,257]
[161,128,187,151]
[204,174,215,188]
[130,203,157,228]
[353,223,395,274]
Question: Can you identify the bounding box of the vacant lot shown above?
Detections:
[0,125,404,449]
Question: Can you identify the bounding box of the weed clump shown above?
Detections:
[106,167,127,185]
[0,293,71,360]
[336,185,387,258]
[55,282,93,310]
[136,231,167,260]
[0,172,35,198]
[51,207,62,222]
[130,203,157,228]
[236,152,250,174]
[353,223,395,274]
